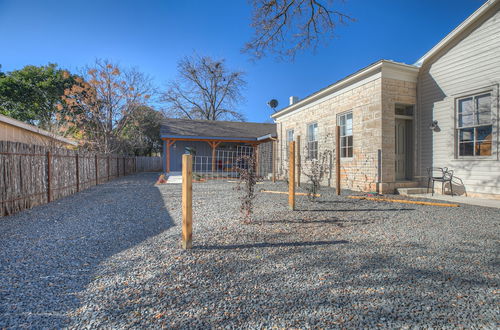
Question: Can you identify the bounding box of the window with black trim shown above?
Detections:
[456,93,493,157]
[338,112,353,158]
[307,123,318,160]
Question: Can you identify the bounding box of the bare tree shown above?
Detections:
[162,55,246,121]
[235,154,259,223]
[244,0,354,59]
[302,150,332,200]
[59,59,154,154]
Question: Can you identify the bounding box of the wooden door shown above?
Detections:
[395,119,407,180]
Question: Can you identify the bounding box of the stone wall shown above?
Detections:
[276,76,383,192]
[275,75,417,193]
[380,78,417,192]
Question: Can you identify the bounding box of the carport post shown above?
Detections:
[207,141,221,173]
[289,141,295,210]
[182,154,193,249]
[166,140,175,174]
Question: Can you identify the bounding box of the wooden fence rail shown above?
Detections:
[0,141,162,217]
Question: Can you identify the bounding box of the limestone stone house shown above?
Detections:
[272,0,499,199]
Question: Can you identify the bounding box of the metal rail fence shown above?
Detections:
[189,143,274,181]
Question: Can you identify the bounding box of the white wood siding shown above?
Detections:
[418,5,500,196]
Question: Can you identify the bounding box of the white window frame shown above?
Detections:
[337,111,353,158]
[306,122,318,160]
[455,88,497,159]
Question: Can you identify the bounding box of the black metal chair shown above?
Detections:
[427,167,454,196]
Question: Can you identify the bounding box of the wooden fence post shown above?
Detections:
[182,154,193,249]
[95,155,99,185]
[107,156,110,181]
[336,125,341,196]
[76,154,80,192]
[47,151,52,203]
[296,135,301,187]
[289,141,295,210]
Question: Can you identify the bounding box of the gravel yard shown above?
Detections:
[0,172,498,328]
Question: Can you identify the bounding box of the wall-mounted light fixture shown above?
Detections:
[429,120,439,131]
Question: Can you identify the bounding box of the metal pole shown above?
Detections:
[289,141,295,210]
[272,140,277,183]
[296,135,301,187]
[336,125,341,196]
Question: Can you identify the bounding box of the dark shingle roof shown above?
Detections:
[160,118,276,140]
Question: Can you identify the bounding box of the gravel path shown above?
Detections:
[1,172,498,328]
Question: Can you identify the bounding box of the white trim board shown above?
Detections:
[273,60,419,121]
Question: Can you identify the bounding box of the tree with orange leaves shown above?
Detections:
[60,59,154,153]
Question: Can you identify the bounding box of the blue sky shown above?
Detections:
[0,0,486,122]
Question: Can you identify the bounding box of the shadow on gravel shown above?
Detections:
[295,208,415,212]
[252,217,375,227]
[314,200,356,204]
[194,240,349,250]
[254,218,343,224]
[0,173,173,328]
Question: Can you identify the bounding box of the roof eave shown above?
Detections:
[271,60,419,119]
[256,133,277,141]
[160,134,259,141]
[0,114,78,146]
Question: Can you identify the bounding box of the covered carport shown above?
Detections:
[160,118,276,173]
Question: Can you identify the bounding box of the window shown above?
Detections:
[456,93,493,157]
[286,129,294,159]
[307,123,318,160]
[395,104,414,116]
[338,112,353,158]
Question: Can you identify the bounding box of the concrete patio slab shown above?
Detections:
[166,172,182,184]
[409,193,500,209]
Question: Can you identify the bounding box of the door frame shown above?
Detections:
[395,115,414,180]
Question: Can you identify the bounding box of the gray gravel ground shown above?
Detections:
[0,172,498,328]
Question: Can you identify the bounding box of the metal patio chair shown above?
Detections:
[427,167,454,196]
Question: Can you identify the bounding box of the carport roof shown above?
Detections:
[160,118,276,141]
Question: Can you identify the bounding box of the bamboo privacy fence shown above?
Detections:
[0,141,162,217]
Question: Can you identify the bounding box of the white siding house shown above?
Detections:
[416,0,500,198]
